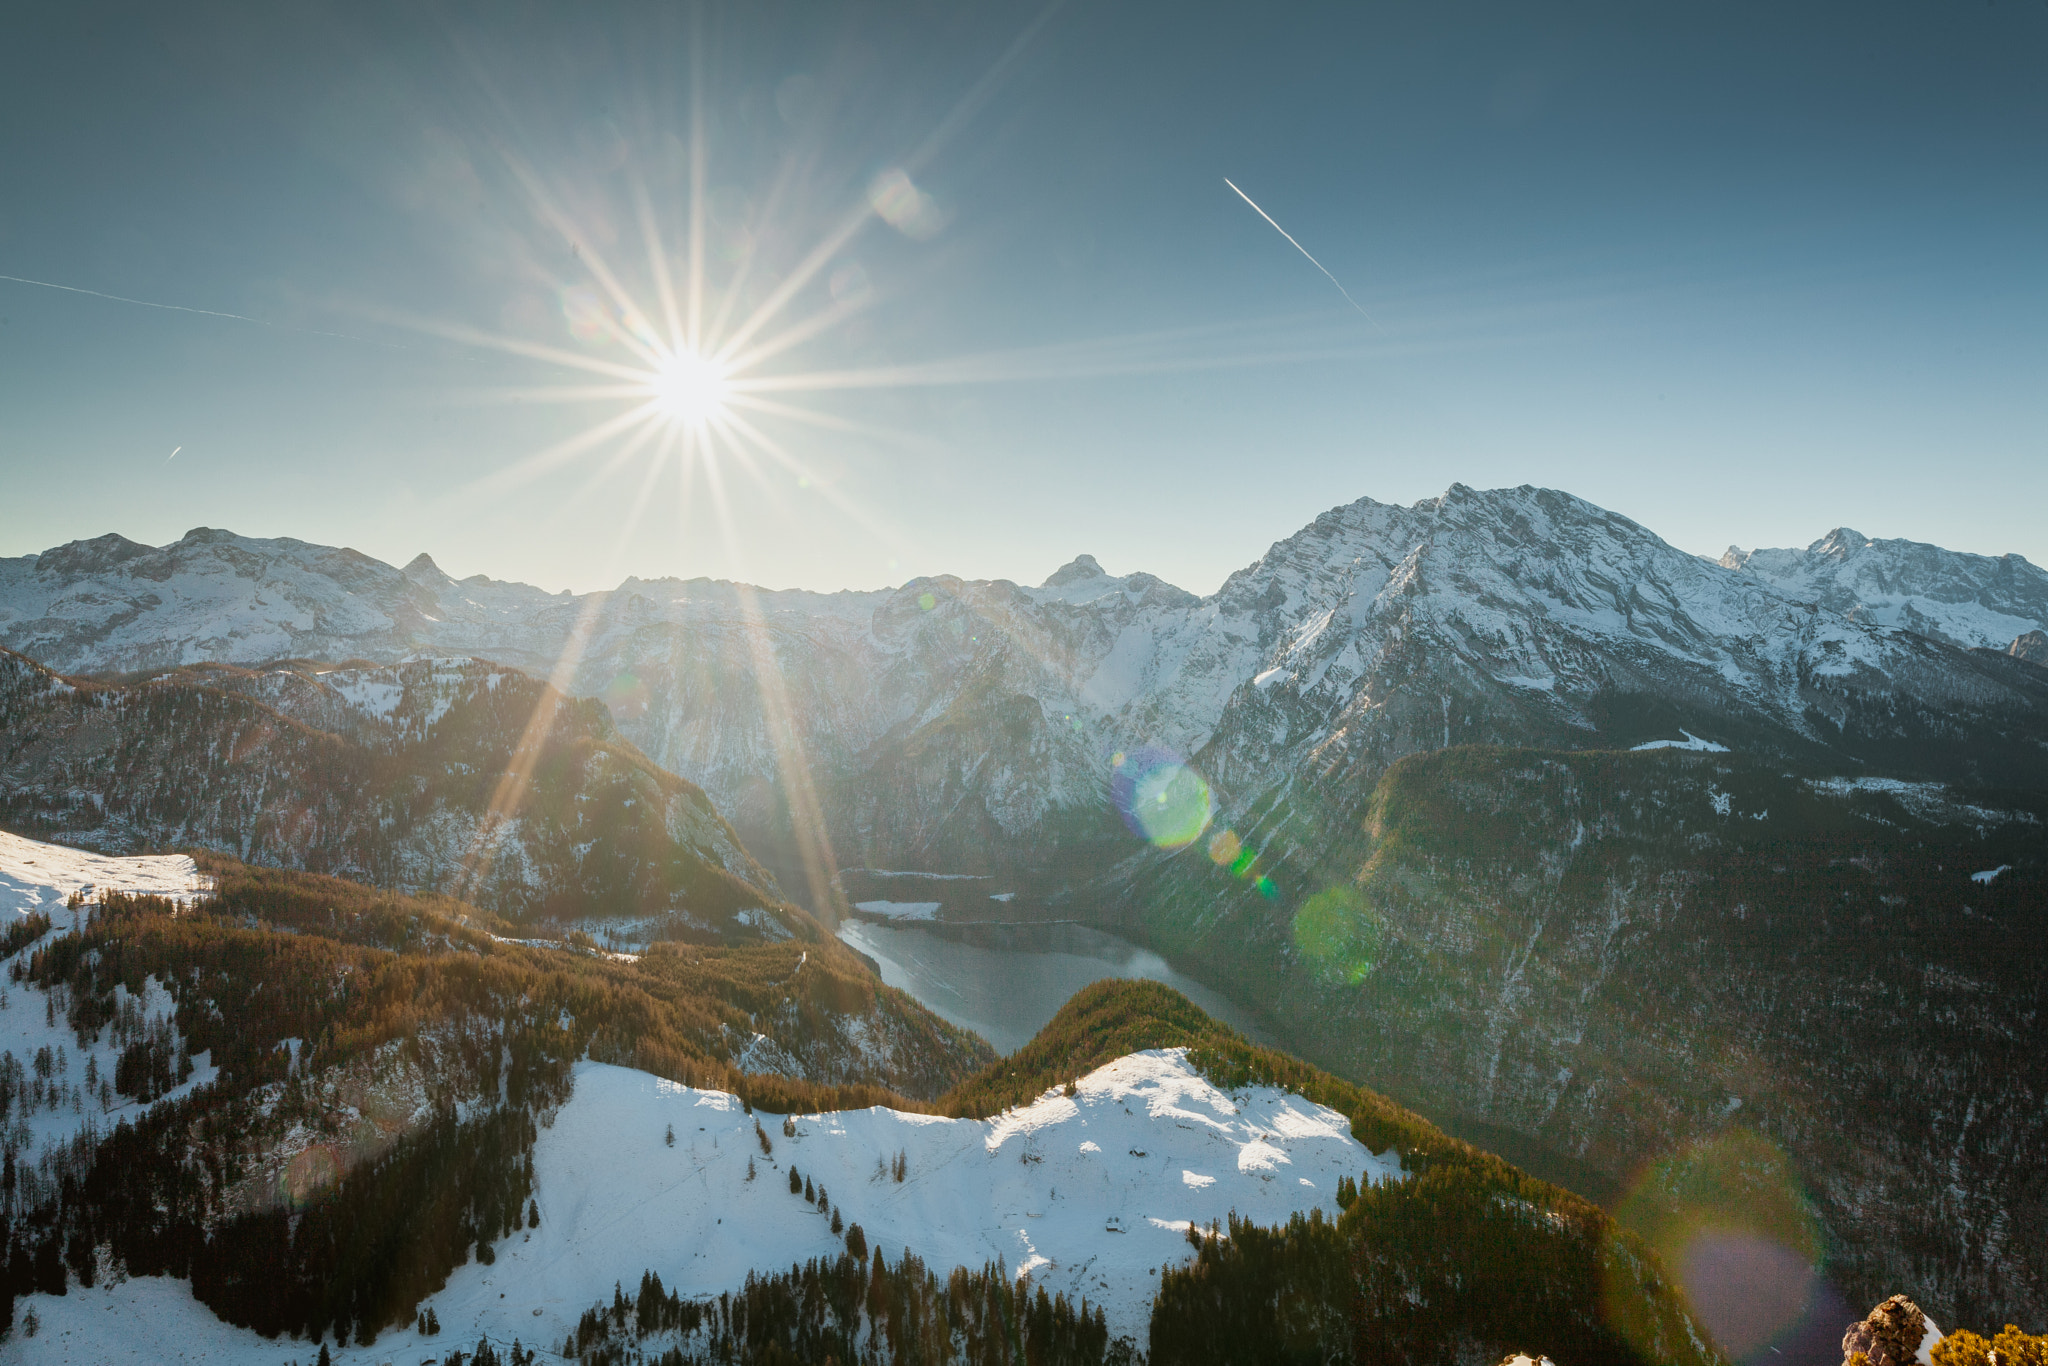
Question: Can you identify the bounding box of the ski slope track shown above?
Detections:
[4,1050,1395,1363]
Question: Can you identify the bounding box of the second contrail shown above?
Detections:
[1223,178,1377,326]
[0,273,406,348]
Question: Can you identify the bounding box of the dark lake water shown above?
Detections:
[835,917,1272,1056]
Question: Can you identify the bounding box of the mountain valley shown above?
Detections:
[1,483,2045,1361]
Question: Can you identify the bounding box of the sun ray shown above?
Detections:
[635,178,687,355]
[687,12,708,356]
[716,287,875,378]
[468,400,665,496]
[716,407,915,556]
[711,202,876,365]
[498,153,668,368]
[722,391,952,456]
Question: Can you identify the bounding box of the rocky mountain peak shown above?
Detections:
[31,532,153,579]
[403,552,453,587]
[1811,527,1870,557]
[1043,554,1106,588]
[2013,629,2048,663]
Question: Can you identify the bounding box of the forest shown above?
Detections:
[0,858,1751,1364]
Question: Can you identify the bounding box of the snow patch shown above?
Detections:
[1971,865,2012,885]
[1631,731,1729,753]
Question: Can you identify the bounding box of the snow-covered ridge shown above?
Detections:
[1722,527,2048,651]
[8,1049,1396,1362]
[5,486,2045,877]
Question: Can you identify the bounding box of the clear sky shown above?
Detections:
[1,1,2043,595]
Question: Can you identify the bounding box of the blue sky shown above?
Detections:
[1,1,2042,594]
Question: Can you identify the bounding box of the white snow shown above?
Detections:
[853,900,943,921]
[1917,1315,1945,1366]
[6,1049,1396,1361]
[1970,866,2012,885]
[0,830,207,923]
[0,834,217,1181]
[1631,731,1730,753]
[989,893,1017,903]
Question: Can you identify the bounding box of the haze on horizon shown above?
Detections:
[1,0,2043,598]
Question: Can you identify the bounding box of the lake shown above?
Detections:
[835,917,1273,1056]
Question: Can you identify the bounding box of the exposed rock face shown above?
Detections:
[1843,1295,1936,1366]
[2012,630,2048,664]
[0,650,791,936]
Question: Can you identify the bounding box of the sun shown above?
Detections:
[650,349,730,425]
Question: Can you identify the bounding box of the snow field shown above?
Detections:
[0,830,207,924]
[5,1049,1398,1363]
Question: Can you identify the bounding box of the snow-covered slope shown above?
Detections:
[0,833,216,1212]
[1,828,206,921]
[1722,527,2048,651]
[7,487,2046,884]
[4,1049,1394,1362]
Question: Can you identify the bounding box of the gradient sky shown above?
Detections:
[2,1,2043,595]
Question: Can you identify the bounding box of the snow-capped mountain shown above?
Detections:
[1721,527,2048,652]
[4,487,2045,887]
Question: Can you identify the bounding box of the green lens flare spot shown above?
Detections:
[918,592,936,611]
[1292,886,1379,983]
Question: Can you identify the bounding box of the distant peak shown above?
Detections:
[1043,554,1106,588]
[1809,527,1868,556]
[402,552,449,584]
[1718,545,1749,569]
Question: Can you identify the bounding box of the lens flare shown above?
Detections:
[1110,746,1212,849]
[602,670,651,720]
[1292,885,1381,983]
[1608,1128,1824,1362]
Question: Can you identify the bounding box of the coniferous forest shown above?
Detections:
[0,848,1741,1365]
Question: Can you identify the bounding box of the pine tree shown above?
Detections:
[789,1166,802,1194]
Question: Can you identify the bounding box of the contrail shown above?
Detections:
[0,272,407,347]
[1223,178,1378,326]
[167,446,181,462]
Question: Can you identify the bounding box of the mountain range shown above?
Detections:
[4,486,2044,895]
[3,483,2046,1341]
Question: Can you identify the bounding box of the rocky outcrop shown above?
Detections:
[1843,1295,1939,1366]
